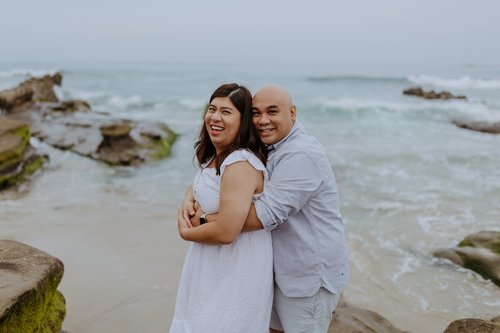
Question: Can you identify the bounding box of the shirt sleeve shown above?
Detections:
[254,150,323,231]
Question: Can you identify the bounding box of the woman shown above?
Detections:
[169,83,273,333]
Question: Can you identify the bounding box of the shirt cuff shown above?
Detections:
[254,198,279,232]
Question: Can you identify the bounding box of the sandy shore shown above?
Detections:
[2,203,187,333]
[1,203,454,333]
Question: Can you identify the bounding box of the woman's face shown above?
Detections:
[205,96,241,154]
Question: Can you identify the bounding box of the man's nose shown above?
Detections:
[259,113,270,124]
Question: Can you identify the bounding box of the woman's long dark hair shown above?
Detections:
[195,83,266,175]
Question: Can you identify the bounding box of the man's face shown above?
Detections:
[252,91,296,145]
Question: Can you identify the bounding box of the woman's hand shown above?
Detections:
[182,185,195,224]
[190,201,204,227]
[178,207,192,239]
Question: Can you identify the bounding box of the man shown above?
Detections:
[183,85,348,333]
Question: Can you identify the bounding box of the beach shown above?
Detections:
[1,62,500,333]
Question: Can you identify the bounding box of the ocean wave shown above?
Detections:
[306,75,407,84]
[313,97,500,122]
[0,68,60,78]
[315,98,424,112]
[68,90,153,110]
[106,95,147,109]
[408,75,500,90]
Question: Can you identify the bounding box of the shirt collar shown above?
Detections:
[266,120,304,152]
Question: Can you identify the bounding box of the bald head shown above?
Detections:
[252,84,297,145]
[253,84,293,109]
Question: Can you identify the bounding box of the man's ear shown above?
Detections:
[290,105,297,121]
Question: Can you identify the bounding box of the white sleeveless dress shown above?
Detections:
[170,149,273,333]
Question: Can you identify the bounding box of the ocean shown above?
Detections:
[1,62,500,333]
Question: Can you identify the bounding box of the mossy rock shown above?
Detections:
[434,231,500,287]
[458,230,500,255]
[0,240,66,333]
[0,117,30,146]
[0,147,47,190]
[144,125,177,159]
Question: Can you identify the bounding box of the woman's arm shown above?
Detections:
[178,161,263,244]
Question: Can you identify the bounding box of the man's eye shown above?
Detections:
[252,112,260,116]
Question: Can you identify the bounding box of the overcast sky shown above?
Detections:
[2,0,499,65]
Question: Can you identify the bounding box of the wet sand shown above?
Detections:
[1,203,452,333]
[2,203,186,333]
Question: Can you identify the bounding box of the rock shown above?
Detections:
[48,100,91,114]
[433,231,500,287]
[403,87,467,100]
[329,298,410,333]
[1,74,177,166]
[0,240,66,333]
[0,117,46,190]
[452,120,500,134]
[0,74,61,112]
[443,318,500,333]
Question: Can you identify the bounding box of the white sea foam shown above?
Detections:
[0,68,60,78]
[408,75,500,90]
[106,95,144,109]
[317,98,417,112]
[71,90,108,100]
[179,98,205,110]
[315,97,500,122]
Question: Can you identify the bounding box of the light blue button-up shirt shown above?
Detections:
[254,120,349,297]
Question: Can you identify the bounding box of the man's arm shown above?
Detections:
[254,151,322,231]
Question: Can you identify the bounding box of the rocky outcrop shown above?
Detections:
[0,117,46,189]
[1,73,177,166]
[443,317,500,333]
[329,298,410,333]
[403,87,466,100]
[0,74,61,112]
[0,240,66,333]
[433,231,500,287]
[452,119,500,134]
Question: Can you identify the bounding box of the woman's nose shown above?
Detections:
[210,111,222,121]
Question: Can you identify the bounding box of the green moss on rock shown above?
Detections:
[0,154,47,190]
[0,259,65,333]
[458,231,500,255]
[148,127,177,159]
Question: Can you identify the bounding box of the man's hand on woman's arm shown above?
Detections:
[241,204,264,231]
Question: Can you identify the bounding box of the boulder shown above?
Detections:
[329,298,410,333]
[443,317,500,333]
[433,231,500,287]
[0,117,46,190]
[452,120,500,134]
[0,74,61,112]
[403,87,466,100]
[1,74,177,166]
[0,240,66,333]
